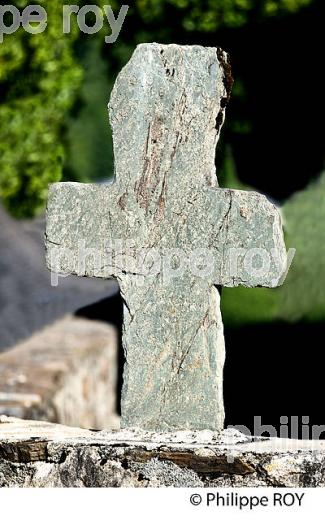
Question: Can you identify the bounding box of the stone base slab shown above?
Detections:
[0,416,324,487]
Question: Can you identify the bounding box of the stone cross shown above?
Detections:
[46,44,287,432]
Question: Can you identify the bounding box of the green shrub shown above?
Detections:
[0,0,82,217]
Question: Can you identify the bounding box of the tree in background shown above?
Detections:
[0,0,82,217]
[0,0,316,217]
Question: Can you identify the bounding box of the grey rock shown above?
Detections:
[45,44,287,431]
[1,417,324,487]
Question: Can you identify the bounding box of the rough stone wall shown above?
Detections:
[1,417,324,487]
[0,317,119,430]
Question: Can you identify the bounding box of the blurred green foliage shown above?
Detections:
[137,0,312,31]
[0,0,83,217]
[0,0,314,217]
[64,39,113,183]
[278,171,325,322]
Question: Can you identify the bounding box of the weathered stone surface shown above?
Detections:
[1,417,324,487]
[46,44,287,432]
[0,317,119,430]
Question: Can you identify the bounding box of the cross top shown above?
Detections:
[110,44,231,193]
[46,44,288,432]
